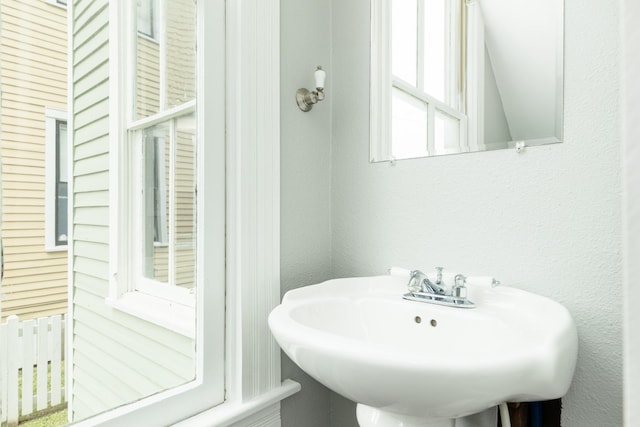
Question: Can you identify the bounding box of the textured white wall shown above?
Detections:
[280,0,333,425]
[622,0,640,425]
[330,1,622,427]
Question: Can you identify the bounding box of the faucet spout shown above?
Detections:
[422,277,446,295]
[408,270,446,295]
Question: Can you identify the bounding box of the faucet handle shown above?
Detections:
[452,274,467,298]
[435,267,443,284]
[407,270,425,293]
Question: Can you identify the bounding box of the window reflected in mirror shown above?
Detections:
[371,0,564,162]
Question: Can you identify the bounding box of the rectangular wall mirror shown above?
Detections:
[370,0,564,162]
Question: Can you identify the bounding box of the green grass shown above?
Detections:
[19,409,67,427]
[12,363,68,427]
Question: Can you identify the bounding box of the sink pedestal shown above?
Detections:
[356,405,454,427]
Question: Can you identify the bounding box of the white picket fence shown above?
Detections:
[0,314,66,427]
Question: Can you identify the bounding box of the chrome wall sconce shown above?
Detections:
[296,66,326,112]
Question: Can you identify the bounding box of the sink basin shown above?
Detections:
[268,274,578,427]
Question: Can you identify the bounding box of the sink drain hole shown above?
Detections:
[430,319,437,327]
[414,316,422,324]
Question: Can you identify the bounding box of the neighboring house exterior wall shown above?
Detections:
[70,0,194,421]
[0,0,68,321]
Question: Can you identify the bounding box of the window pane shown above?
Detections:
[434,109,461,155]
[56,121,68,246]
[141,114,196,288]
[165,0,197,110]
[136,21,160,118]
[136,0,196,119]
[423,0,446,102]
[143,123,171,283]
[138,0,155,38]
[57,121,68,183]
[174,115,196,290]
[392,88,428,159]
[392,0,417,86]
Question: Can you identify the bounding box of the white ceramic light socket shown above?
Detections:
[314,66,326,90]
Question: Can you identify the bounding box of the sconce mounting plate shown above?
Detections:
[296,88,313,112]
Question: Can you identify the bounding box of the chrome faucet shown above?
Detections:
[404,267,474,308]
[408,267,446,295]
[452,274,467,299]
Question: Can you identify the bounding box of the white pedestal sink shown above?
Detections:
[357,404,454,427]
[268,275,578,427]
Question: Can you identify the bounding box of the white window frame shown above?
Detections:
[69,0,299,425]
[129,104,198,308]
[46,0,67,9]
[44,108,68,252]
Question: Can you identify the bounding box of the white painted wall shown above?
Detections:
[330,1,622,427]
[622,0,640,425]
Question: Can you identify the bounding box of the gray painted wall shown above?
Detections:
[330,0,622,426]
[622,0,640,424]
[280,0,333,425]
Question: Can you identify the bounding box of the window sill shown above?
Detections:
[45,245,68,253]
[106,291,195,338]
[172,380,301,427]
